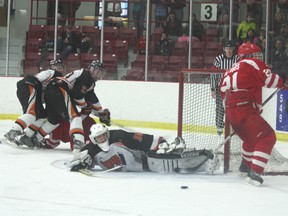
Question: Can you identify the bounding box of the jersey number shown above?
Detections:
[101,154,122,169]
[220,72,238,93]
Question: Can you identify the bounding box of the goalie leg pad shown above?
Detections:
[147,149,219,173]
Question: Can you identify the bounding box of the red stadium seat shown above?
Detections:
[118,27,137,48]
[80,53,99,68]
[103,26,119,41]
[124,68,145,81]
[103,54,118,78]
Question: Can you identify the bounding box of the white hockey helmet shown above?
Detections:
[89,124,110,151]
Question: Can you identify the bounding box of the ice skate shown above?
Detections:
[73,140,85,153]
[245,169,263,186]
[17,135,42,148]
[4,130,22,146]
[239,160,251,173]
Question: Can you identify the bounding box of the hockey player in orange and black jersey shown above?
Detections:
[17,60,109,151]
[4,60,65,146]
[220,42,288,186]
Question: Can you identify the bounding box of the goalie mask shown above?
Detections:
[88,60,105,81]
[49,59,66,74]
[89,124,110,151]
[238,42,263,61]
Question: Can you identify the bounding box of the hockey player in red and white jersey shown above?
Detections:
[4,60,65,146]
[17,60,109,151]
[220,42,288,186]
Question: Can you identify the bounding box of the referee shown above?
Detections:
[210,40,239,135]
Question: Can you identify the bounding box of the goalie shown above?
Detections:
[68,123,220,174]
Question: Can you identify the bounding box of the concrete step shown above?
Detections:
[0,67,23,76]
[0,52,24,60]
[0,59,23,67]
[0,45,25,53]
[0,38,25,46]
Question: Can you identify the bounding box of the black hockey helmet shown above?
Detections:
[88,60,105,80]
[223,40,235,48]
[49,59,66,73]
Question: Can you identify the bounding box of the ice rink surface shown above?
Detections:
[0,120,288,216]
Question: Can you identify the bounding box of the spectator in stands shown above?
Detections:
[37,32,55,70]
[132,0,146,38]
[271,38,287,71]
[58,0,81,26]
[236,13,257,45]
[136,28,146,55]
[218,14,229,43]
[221,0,239,23]
[79,33,94,54]
[57,25,80,60]
[245,28,259,44]
[154,0,168,28]
[278,0,288,21]
[104,1,123,27]
[154,32,171,56]
[192,13,204,41]
[280,23,288,41]
[177,27,200,43]
[167,0,186,22]
[258,27,266,44]
[272,12,286,36]
[284,39,288,57]
[163,10,182,42]
[246,0,262,29]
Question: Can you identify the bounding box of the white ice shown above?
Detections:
[0,120,288,216]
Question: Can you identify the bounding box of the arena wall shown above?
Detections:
[0,77,286,140]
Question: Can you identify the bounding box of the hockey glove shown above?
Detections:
[81,103,93,115]
[98,109,111,126]
[69,150,93,171]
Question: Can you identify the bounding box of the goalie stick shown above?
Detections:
[175,89,280,174]
[78,165,122,177]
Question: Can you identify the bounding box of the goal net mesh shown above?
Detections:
[178,69,288,174]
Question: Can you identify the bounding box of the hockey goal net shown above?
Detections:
[178,68,288,174]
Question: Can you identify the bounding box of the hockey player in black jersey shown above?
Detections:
[68,123,219,174]
[17,60,109,150]
[4,60,65,146]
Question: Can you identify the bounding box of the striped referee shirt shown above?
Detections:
[210,54,240,90]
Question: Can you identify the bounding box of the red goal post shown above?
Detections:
[177,68,288,175]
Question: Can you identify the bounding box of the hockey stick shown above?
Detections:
[215,88,280,152]
[78,165,122,177]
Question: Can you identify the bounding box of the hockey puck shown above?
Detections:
[181,186,188,189]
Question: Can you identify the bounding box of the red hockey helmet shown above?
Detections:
[238,42,263,60]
